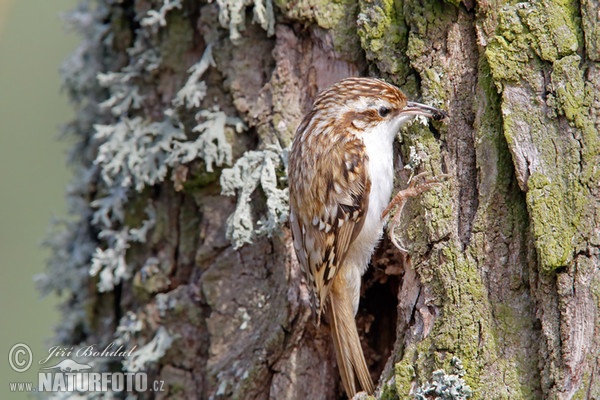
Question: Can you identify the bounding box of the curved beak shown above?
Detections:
[402,101,448,121]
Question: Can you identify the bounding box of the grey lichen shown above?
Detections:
[215,0,275,43]
[93,117,185,192]
[51,0,286,300]
[41,0,255,383]
[141,0,183,31]
[413,357,473,400]
[122,326,175,373]
[88,21,244,293]
[172,44,215,109]
[220,144,289,249]
[38,0,111,345]
[115,311,144,345]
[168,107,244,173]
[89,205,156,292]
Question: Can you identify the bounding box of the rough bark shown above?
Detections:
[43,0,600,399]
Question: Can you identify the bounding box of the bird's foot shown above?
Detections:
[382,172,449,251]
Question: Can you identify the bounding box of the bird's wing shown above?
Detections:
[289,137,370,319]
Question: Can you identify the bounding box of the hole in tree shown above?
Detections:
[356,236,402,388]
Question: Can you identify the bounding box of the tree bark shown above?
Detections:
[43,0,600,399]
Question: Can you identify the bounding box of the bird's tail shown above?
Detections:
[327,278,374,398]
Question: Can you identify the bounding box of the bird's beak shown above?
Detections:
[401,102,448,121]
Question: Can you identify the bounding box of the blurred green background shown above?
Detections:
[0,0,78,397]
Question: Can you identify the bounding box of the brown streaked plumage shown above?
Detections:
[288,77,447,398]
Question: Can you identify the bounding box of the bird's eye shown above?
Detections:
[378,106,391,117]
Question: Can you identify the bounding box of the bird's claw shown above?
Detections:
[382,173,449,251]
[381,173,448,219]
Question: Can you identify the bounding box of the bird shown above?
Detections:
[288,77,447,398]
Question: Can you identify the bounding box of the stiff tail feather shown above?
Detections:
[327,281,374,398]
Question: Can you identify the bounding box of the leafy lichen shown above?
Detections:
[93,116,185,192]
[215,0,275,43]
[88,27,246,291]
[172,44,216,109]
[89,205,156,292]
[122,326,175,373]
[220,144,289,249]
[41,1,260,388]
[413,357,473,400]
[141,0,183,31]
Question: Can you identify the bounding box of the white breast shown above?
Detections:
[343,122,397,314]
[346,124,397,272]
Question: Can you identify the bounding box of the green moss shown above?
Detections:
[357,0,410,79]
[499,94,589,272]
[484,5,536,91]
[160,12,194,76]
[590,268,600,305]
[491,303,539,398]
[123,191,153,229]
[581,0,600,61]
[485,1,596,273]
[473,56,514,198]
[552,55,585,120]
[520,0,580,62]
[271,113,294,147]
[526,172,579,271]
[485,0,580,77]
[443,0,460,7]
[405,0,450,38]
[273,0,361,60]
[551,54,600,173]
[166,382,186,395]
[403,0,456,100]
[379,382,398,400]
[392,126,452,256]
[390,245,490,397]
[110,7,134,54]
[182,168,221,191]
[485,36,530,88]
[484,0,580,90]
[394,354,416,397]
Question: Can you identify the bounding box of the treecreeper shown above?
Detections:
[288,77,448,398]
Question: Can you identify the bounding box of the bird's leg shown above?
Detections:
[382,173,449,251]
[381,172,444,220]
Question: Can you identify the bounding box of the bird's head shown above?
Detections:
[308,77,447,141]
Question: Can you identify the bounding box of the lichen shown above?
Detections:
[215,0,275,44]
[172,44,216,109]
[581,0,600,61]
[273,0,361,58]
[220,144,289,249]
[87,21,246,291]
[357,0,410,79]
[484,0,597,273]
[413,357,473,400]
[140,0,183,31]
[38,0,112,346]
[40,1,253,389]
[394,358,416,397]
[388,234,533,398]
[122,326,175,373]
[169,107,244,172]
[520,0,579,63]
[93,117,185,191]
[526,172,578,269]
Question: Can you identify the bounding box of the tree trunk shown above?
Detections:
[42,0,600,398]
